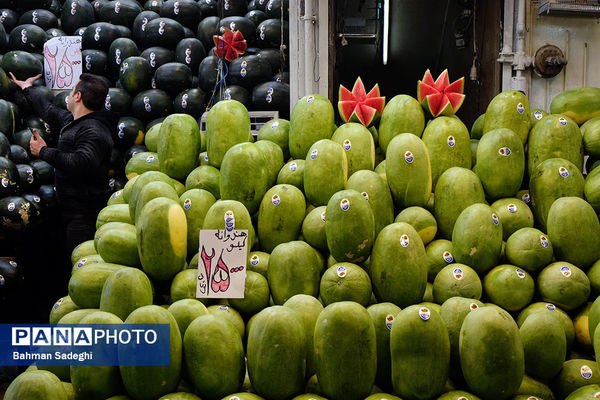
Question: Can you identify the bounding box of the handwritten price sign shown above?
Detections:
[43,36,82,90]
[197,229,247,299]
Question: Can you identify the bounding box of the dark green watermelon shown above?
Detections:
[37,184,56,208]
[216,85,251,109]
[115,24,132,38]
[99,0,143,26]
[23,115,47,132]
[74,27,87,37]
[160,0,200,29]
[153,62,192,96]
[248,0,256,10]
[23,193,45,219]
[196,15,219,51]
[198,0,217,16]
[12,129,35,151]
[0,9,19,33]
[52,91,69,110]
[245,9,266,27]
[217,0,247,18]
[131,89,172,122]
[257,18,287,48]
[60,0,95,35]
[29,159,53,184]
[175,37,206,72]
[16,0,52,12]
[219,16,256,45]
[92,0,110,18]
[16,163,39,192]
[125,144,147,161]
[256,48,281,75]
[182,26,194,39]
[105,87,132,115]
[82,22,121,51]
[228,54,271,89]
[173,88,206,118]
[18,9,58,30]
[45,27,65,40]
[48,0,60,16]
[0,132,9,158]
[114,116,144,149]
[119,56,152,95]
[141,17,184,49]
[252,80,289,117]
[143,0,162,13]
[0,68,6,99]
[82,49,108,75]
[0,23,6,53]
[9,145,29,164]
[108,175,126,192]
[0,157,19,197]
[0,196,36,231]
[109,147,125,175]
[253,0,268,11]
[0,100,17,140]
[108,38,140,77]
[265,0,288,19]
[197,54,218,92]
[140,46,174,71]
[131,10,159,45]
[0,258,24,297]
[0,50,42,80]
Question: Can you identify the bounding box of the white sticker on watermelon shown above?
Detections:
[517,102,524,114]
[271,194,280,206]
[385,314,394,330]
[340,198,350,211]
[453,268,463,280]
[419,307,430,321]
[250,255,259,266]
[560,265,572,278]
[581,365,593,379]
[343,139,351,151]
[336,265,346,278]
[183,199,191,210]
[224,210,235,231]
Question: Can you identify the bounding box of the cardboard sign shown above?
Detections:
[43,36,82,90]
[196,229,247,299]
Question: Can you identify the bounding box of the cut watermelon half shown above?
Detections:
[417,69,465,118]
[338,77,386,127]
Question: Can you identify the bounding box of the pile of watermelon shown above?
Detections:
[5,66,600,400]
[0,0,289,235]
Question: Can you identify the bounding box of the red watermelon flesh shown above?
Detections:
[417,69,465,117]
[338,77,386,127]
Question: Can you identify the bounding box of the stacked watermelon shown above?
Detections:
[6,68,600,400]
[0,0,290,209]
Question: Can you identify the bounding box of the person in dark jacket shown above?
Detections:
[10,72,116,254]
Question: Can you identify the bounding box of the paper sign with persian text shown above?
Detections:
[197,229,247,299]
[43,36,82,90]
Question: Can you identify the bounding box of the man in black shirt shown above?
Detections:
[10,72,115,254]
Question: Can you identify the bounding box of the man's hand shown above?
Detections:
[9,72,42,90]
[29,129,47,157]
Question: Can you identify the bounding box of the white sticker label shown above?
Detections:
[7,202,15,211]
[581,365,593,379]
[337,265,347,278]
[419,307,430,321]
[447,135,455,147]
[546,303,556,311]
[516,268,526,279]
[442,251,453,263]
[271,194,280,206]
[289,162,297,171]
[183,198,191,210]
[453,268,463,280]
[469,303,479,311]
[559,166,569,178]
[560,265,572,277]
[559,117,567,126]
[310,149,317,160]
[400,234,409,247]
[340,198,350,211]
[320,211,326,222]
[507,203,517,213]
[540,235,549,248]
[404,150,414,163]
[498,147,511,156]
[534,111,543,120]
[517,102,524,114]
[250,255,259,266]
[342,139,351,151]
[224,210,235,231]
[491,213,499,226]
[385,314,394,330]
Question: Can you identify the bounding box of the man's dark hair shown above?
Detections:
[74,73,110,111]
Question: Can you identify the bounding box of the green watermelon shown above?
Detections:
[4,370,68,400]
[206,100,250,168]
[96,204,132,229]
[179,189,216,258]
[529,158,584,232]
[582,116,600,159]
[95,221,140,267]
[395,206,438,245]
[219,142,268,214]
[99,267,153,321]
[434,167,486,239]
[432,263,482,303]
[527,114,584,175]
[319,262,372,306]
[425,239,455,281]
[228,270,270,317]
[183,314,245,399]
[120,306,182,399]
[331,122,375,175]
[325,189,375,264]
[125,152,160,179]
[422,116,471,187]
[247,251,270,278]
[550,87,600,125]
[158,113,201,181]
[552,360,600,400]
[475,128,525,199]
[367,302,402,391]
[202,200,255,257]
[185,165,221,200]
[68,263,124,308]
[277,159,305,192]
[490,198,534,241]
[585,166,600,213]
[314,302,377,400]
[257,184,306,253]
[547,196,600,270]
[460,306,524,400]
[391,305,450,400]
[483,264,535,311]
[385,133,432,208]
[520,311,567,380]
[289,94,335,159]
[254,139,284,188]
[452,203,503,274]
[471,114,485,139]
[137,197,187,281]
[247,306,307,400]
[483,90,531,144]
[167,299,208,337]
[49,295,80,324]
[257,118,290,160]
[267,241,321,304]
[207,305,246,342]
[303,139,348,206]
[128,171,176,220]
[517,302,575,349]
[537,262,590,311]
[369,222,428,307]
[378,94,425,152]
[301,206,327,252]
